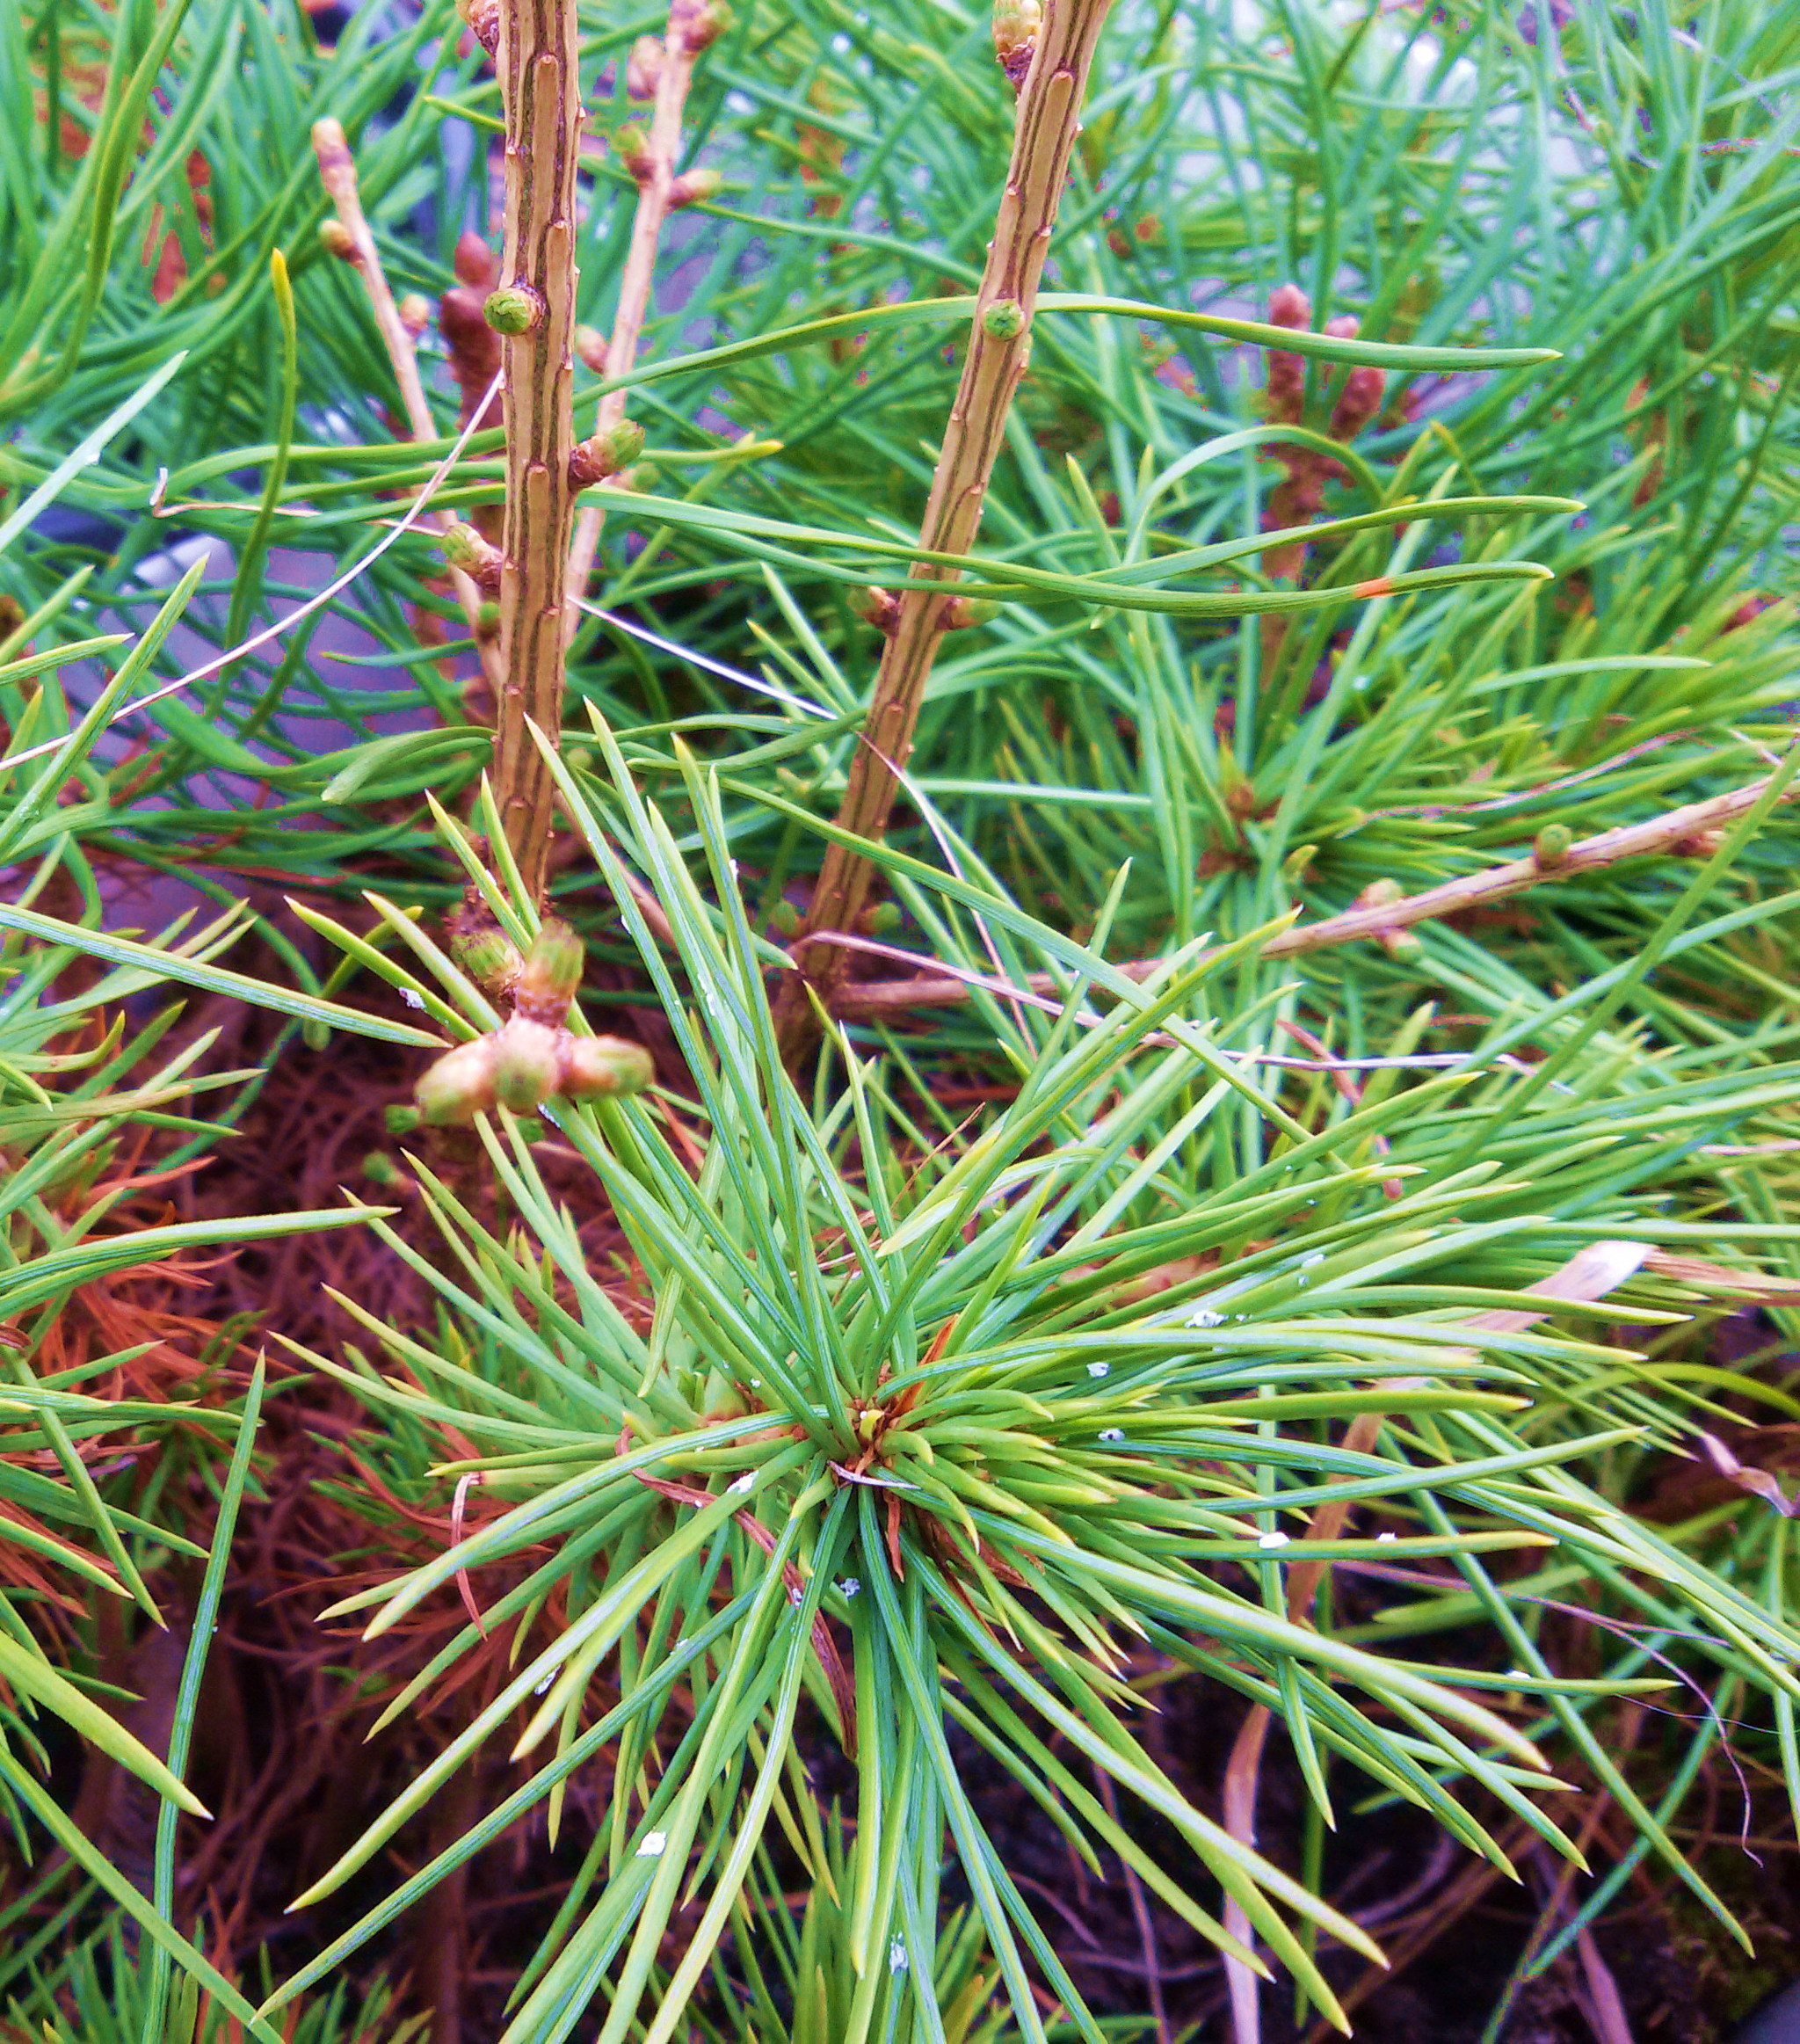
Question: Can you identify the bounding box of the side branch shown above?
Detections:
[773,0,1116,1059]
[563,0,722,619]
[312,120,505,704]
[828,769,1789,1018]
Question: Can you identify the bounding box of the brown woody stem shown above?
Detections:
[563,1,706,620]
[828,768,1791,1018]
[772,0,1115,1060]
[311,120,505,705]
[490,0,585,900]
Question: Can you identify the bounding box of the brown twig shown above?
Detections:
[485,0,587,900]
[827,767,1792,1018]
[772,0,1117,1060]
[310,120,505,705]
[563,0,721,620]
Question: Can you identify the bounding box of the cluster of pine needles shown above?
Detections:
[0,0,1798,2037]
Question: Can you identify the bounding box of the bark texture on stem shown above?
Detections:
[773,0,1115,1058]
[311,120,505,705]
[563,0,712,619]
[827,767,1791,1017]
[492,0,584,900]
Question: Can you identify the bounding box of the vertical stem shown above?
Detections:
[563,3,705,618]
[311,120,505,706]
[773,0,1114,1059]
[492,0,585,900]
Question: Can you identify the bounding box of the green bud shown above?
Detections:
[770,899,802,936]
[385,1103,422,1135]
[569,418,647,487]
[515,917,584,1018]
[982,298,1026,339]
[416,1038,497,1126]
[613,122,652,173]
[451,921,521,993]
[440,522,500,588]
[861,901,902,936]
[483,285,543,334]
[557,1034,656,1102]
[669,168,724,210]
[362,1152,403,1188]
[1534,823,1573,869]
[440,521,482,568]
[490,1018,562,1113]
[1281,843,1317,883]
[852,586,901,633]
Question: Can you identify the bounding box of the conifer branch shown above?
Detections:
[773,0,1116,1060]
[826,767,1791,1018]
[311,120,505,704]
[563,0,724,621]
[489,0,586,899]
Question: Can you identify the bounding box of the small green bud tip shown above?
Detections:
[1281,843,1317,882]
[483,286,543,335]
[441,522,501,590]
[558,1035,655,1102]
[669,168,723,210]
[440,522,483,571]
[771,899,802,936]
[606,418,647,465]
[863,901,902,936]
[516,918,584,1016]
[853,586,901,633]
[362,1153,403,1188]
[451,924,522,993]
[415,1038,497,1126]
[490,1019,562,1113]
[384,1103,422,1135]
[570,418,647,487]
[1534,823,1573,869]
[983,298,1026,340]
